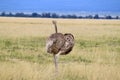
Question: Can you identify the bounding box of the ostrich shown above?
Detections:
[46,20,74,73]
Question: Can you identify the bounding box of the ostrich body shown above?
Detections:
[46,21,74,73]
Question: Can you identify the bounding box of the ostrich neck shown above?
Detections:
[54,24,58,33]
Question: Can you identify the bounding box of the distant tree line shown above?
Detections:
[0,12,119,19]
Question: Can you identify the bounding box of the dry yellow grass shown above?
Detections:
[0,61,119,80]
[0,17,120,38]
[0,17,120,80]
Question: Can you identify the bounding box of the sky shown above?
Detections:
[0,0,120,12]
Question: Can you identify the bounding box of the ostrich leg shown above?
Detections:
[53,51,62,74]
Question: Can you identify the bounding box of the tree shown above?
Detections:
[51,13,59,18]
[105,15,112,19]
[71,14,77,18]
[78,16,83,19]
[41,13,51,18]
[45,13,51,18]
[86,15,93,19]
[32,12,40,17]
[60,15,67,18]
[115,16,119,19]
[15,12,25,17]
[8,12,13,16]
[1,12,6,16]
[94,14,99,19]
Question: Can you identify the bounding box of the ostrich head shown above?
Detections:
[52,20,57,25]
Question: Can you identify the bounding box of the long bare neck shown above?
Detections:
[52,21,58,33]
[54,23,58,33]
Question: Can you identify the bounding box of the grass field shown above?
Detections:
[0,17,120,80]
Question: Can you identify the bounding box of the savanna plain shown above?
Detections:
[0,17,120,80]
